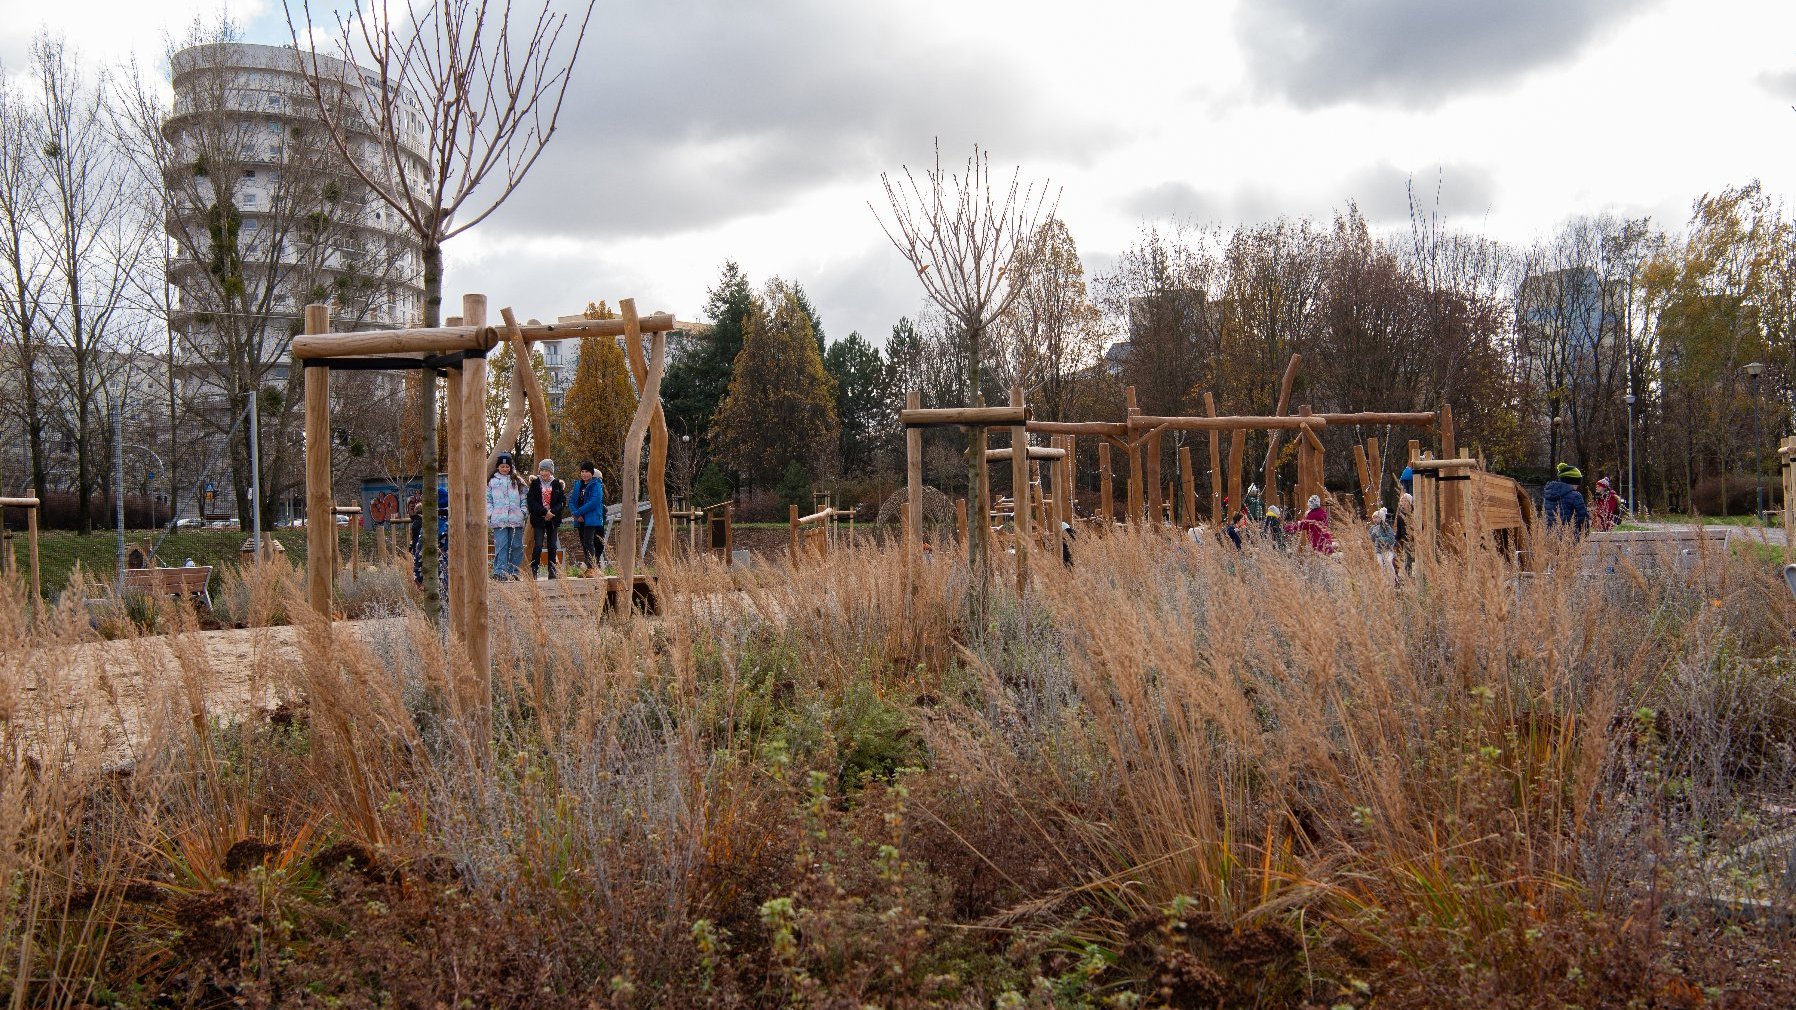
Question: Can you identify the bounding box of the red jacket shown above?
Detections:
[1289,506,1336,554]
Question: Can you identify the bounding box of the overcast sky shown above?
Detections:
[5,0,1796,344]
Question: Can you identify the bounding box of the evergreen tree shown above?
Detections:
[553,333,635,476]
[711,291,840,487]
[664,261,753,447]
[823,330,892,476]
[775,459,812,510]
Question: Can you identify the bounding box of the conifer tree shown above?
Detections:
[711,291,840,488]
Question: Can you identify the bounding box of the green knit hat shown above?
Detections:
[1556,463,1582,481]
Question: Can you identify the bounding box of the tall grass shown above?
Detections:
[2,531,1794,1006]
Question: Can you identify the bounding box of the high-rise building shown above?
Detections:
[163,41,426,386]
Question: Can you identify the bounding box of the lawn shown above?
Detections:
[7,526,385,595]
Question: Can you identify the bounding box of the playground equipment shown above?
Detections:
[297,294,676,677]
[0,497,41,600]
[789,498,855,561]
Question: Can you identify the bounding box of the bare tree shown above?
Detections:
[0,68,53,502]
[116,17,419,532]
[31,34,156,533]
[873,142,1056,572]
[286,0,594,622]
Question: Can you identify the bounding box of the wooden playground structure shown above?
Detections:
[900,354,1542,580]
[295,294,679,677]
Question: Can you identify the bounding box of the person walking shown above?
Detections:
[1544,463,1590,538]
[570,461,606,573]
[486,453,528,579]
[527,458,568,579]
[1370,506,1397,575]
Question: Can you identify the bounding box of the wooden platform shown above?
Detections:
[493,574,658,614]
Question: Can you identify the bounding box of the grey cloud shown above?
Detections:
[1236,0,1658,108]
[471,0,1108,242]
[1759,69,1796,100]
[1122,163,1495,227]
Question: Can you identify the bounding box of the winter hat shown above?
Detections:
[1556,463,1582,481]
[1596,476,1610,489]
[579,460,596,474]
[1247,483,1261,496]
[1307,495,1322,511]
[1266,505,1281,519]
[538,458,555,474]
[1400,466,1414,488]
[496,452,513,466]
[1373,507,1388,522]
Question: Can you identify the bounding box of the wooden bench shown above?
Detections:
[1580,528,1731,576]
[120,566,214,609]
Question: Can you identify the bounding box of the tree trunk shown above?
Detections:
[75,359,92,535]
[419,241,443,624]
[24,350,46,507]
[964,317,989,581]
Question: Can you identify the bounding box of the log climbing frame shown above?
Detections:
[297,295,678,679]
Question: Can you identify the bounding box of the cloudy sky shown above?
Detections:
[5,0,1796,344]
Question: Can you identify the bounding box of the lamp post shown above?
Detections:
[1745,362,1767,524]
[1624,392,1637,517]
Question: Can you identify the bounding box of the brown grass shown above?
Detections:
[3,529,1796,1007]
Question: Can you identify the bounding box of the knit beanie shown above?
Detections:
[1307,495,1322,511]
[538,458,555,474]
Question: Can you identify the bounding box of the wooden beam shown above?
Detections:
[1125,387,1142,523]
[982,446,1066,462]
[789,505,800,561]
[1410,457,1479,470]
[1227,429,1246,522]
[289,312,679,359]
[1027,420,1127,437]
[1144,428,1163,524]
[303,304,332,617]
[444,357,466,641]
[616,302,667,614]
[485,310,530,474]
[1352,443,1376,516]
[1316,411,1436,427]
[901,405,1029,427]
[0,497,40,507]
[1127,414,1328,432]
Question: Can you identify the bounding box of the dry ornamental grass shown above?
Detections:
[3,521,1796,1007]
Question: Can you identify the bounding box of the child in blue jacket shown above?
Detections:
[570,461,606,571]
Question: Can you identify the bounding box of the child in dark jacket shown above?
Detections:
[527,459,568,578]
[1544,463,1590,537]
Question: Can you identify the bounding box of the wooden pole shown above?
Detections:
[906,391,923,551]
[1011,385,1029,593]
[789,504,800,562]
[24,506,38,602]
[1125,387,1143,523]
[1261,352,1301,497]
[303,304,332,617]
[1227,428,1245,523]
[444,361,466,638]
[1144,429,1163,524]
[956,498,967,546]
[1296,405,1314,509]
[1352,443,1376,516]
[1098,441,1114,523]
[621,299,672,565]
[1063,435,1077,527]
[1180,446,1197,527]
[1367,437,1384,510]
[901,405,1028,427]
[616,305,668,614]
[1204,392,1223,525]
[460,296,490,679]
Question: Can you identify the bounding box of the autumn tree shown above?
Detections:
[711,290,839,489]
[988,217,1103,421]
[485,340,548,454]
[553,333,634,476]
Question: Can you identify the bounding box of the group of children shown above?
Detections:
[408,454,610,588]
[1543,463,1624,536]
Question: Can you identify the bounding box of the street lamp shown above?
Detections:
[1745,362,1767,524]
[1624,393,1637,517]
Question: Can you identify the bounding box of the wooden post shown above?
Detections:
[1367,437,1384,511]
[789,504,800,562]
[1227,428,1245,523]
[956,498,967,546]
[1179,446,1196,527]
[1098,441,1114,523]
[350,515,361,578]
[906,391,923,551]
[1144,429,1163,524]
[444,359,466,637]
[616,302,667,614]
[460,296,490,678]
[1125,387,1143,523]
[621,300,673,565]
[1063,435,1077,527]
[303,304,332,617]
[24,505,38,602]
[1011,385,1029,593]
[1204,392,1223,525]
[1261,353,1301,497]
[1352,443,1376,516]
